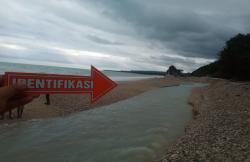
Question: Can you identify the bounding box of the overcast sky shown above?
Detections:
[0,0,250,72]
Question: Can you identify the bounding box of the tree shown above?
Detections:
[166,65,183,76]
[219,33,250,80]
[192,33,250,80]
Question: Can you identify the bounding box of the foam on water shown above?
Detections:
[0,84,205,162]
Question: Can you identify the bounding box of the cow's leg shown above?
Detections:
[9,110,13,119]
[0,113,4,120]
[17,106,24,118]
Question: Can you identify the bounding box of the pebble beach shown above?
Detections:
[159,79,250,162]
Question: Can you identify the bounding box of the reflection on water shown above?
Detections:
[0,84,204,162]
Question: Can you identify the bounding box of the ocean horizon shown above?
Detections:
[0,62,162,81]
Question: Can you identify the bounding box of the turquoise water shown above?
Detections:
[0,62,161,81]
[0,84,204,162]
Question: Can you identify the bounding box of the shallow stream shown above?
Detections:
[0,84,204,162]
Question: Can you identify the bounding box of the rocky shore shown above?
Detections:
[158,79,250,162]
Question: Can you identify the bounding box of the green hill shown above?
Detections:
[192,61,219,77]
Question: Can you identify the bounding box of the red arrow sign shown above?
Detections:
[4,66,117,103]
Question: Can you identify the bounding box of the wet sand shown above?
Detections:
[0,77,184,124]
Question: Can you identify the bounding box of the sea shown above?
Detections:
[0,62,162,81]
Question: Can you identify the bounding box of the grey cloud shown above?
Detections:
[1,0,250,72]
[96,0,250,58]
[86,35,123,45]
[0,47,71,64]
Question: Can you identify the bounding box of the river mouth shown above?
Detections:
[0,84,205,162]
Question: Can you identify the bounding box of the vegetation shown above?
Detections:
[166,65,183,76]
[192,33,250,80]
[121,65,184,76]
[192,61,219,77]
[123,70,166,76]
[105,70,166,76]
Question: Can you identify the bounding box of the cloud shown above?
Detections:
[0,0,250,72]
[86,35,123,45]
[97,0,250,58]
[0,43,27,50]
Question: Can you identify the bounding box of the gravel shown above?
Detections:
[158,79,250,162]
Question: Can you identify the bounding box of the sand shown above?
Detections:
[0,77,183,124]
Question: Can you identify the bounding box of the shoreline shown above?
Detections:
[0,77,186,125]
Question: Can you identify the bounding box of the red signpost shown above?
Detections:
[4,66,117,103]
